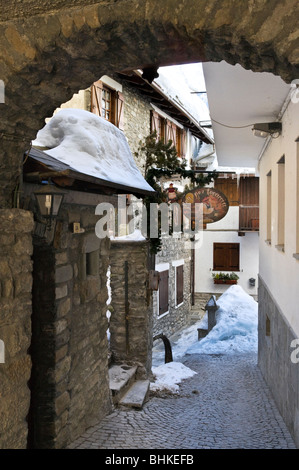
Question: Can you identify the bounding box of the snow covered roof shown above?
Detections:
[32,109,155,196]
[154,64,213,140]
[117,68,213,144]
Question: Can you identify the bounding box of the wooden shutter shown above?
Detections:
[151,111,159,133]
[165,120,177,147]
[239,177,259,206]
[151,111,164,141]
[176,265,184,305]
[214,178,239,206]
[158,270,169,315]
[239,177,259,230]
[213,243,240,271]
[117,91,125,130]
[90,80,103,117]
[181,129,187,158]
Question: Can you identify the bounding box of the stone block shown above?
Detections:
[57,298,71,318]
[55,318,68,335]
[13,236,33,256]
[55,345,68,364]
[0,210,34,234]
[55,391,70,417]
[55,264,73,284]
[81,232,100,254]
[2,279,14,298]
[0,233,14,246]
[14,272,33,296]
[55,284,68,300]
[55,355,71,384]
[55,252,68,266]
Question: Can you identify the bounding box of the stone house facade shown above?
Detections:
[258,97,299,447]
[194,172,260,310]
[21,132,154,449]
[57,71,211,339]
[0,67,210,449]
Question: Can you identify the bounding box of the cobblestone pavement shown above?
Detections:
[68,353,296,449]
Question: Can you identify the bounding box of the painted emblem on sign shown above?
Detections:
[183,187,229,224]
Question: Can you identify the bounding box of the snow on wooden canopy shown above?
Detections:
[33,108,155,193]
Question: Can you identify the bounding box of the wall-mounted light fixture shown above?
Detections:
[34,182,65,233]
[252,122,282,139]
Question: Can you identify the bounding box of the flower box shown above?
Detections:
[213,279,237,285]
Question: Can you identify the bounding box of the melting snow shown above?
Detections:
[151,285,258,393]
[33,108,154,193]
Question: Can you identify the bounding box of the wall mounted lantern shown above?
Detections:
[252,122,282,138]
[34,182,65,232]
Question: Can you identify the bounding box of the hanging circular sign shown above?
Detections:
[183,187,229,224]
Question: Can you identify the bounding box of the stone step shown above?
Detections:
[109,364,137,404]
[118,380,150,409]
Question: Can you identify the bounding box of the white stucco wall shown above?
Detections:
[259,99,299,336]
[194,224,259,297]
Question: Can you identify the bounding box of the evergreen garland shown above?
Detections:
[135,132,218,254]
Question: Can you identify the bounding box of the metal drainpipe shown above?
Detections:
[124,260,130,355]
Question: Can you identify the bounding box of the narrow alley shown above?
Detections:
[67,352,296,450]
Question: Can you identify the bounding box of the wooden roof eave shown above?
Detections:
[117,70,214,145]
[24,162,156,198]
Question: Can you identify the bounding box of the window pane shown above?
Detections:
[213,242,240,271]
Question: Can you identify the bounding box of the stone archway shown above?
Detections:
[0,0,298,449]
[0,0,298,207]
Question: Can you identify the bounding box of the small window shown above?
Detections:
[150,111,186,158]
[266,171,272,243]
[213,242,240,271]
[91,80,124,129]
[86,249,99,277]
[158,270,169,316]
[277,155,285,248]
[101,87,114,122]
[175,264,184,307]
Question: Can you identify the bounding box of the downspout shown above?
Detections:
[124,260,130,355]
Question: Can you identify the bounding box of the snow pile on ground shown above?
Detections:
[33,108,154,193]
[187,285,258,355]
[151,361,197,394]
[151,285,258,393]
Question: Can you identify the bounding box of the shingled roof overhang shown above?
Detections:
[117,70,213,145]
[23,147,156,197]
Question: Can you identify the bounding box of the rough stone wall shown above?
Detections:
[29,202,112,449]
[109,240,153,376]
[153,235,192,337]
[258,275,299,448]
[193,292,222,312]
[0,209,34,449]
[121,81,151,173]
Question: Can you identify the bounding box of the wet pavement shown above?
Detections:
[67,352,296,450]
